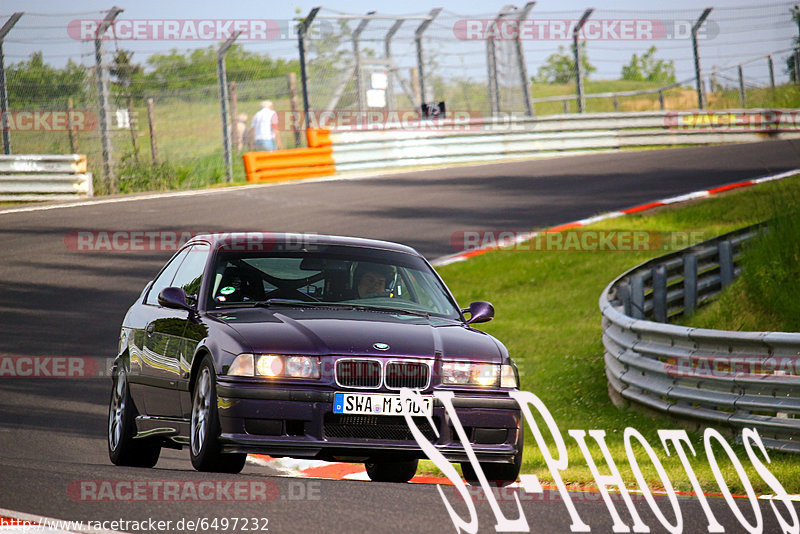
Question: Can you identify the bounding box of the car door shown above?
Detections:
[164,243,212,418]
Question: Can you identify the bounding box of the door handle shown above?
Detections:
[146,323,155,336]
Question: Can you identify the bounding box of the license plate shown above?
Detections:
[333,392,433,416]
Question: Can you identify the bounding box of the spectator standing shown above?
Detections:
[250,100,282,152]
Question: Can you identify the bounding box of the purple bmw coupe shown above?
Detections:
[108,233,522,484]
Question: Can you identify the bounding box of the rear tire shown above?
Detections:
[190,358,247,473]
[461,428,523,487]
[108,368,161,468]
[365,458,418,483]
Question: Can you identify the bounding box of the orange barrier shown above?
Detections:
[242,128,334,183]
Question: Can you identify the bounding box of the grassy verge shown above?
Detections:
[423,173,800,493]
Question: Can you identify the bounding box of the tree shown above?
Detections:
[7,52,89,107]
[621,46,675,83]
[535,43,595,84]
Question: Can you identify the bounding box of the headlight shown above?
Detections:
[227,353,320,379]
[442,362,500,386]
[500,364,518,388]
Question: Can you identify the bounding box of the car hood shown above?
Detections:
[210,307,503,362]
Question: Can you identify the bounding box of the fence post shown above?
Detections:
[384,20,404,110]
[767,55,775,90]
[352,13,375,114]
[718,240,733,288]
[0,13,22,155]
[229,81,238,151]
[297,7,320,133]
[94,7,123,194]
[146,98,158,167]
[652,265,667,322]
[287,72,301,148]
[573,9,594,113]
[217,31,240,184]
[658,90,665,110]
[515,2,536,117]
[127,96,139,162]
[67,97,78,153]
[691,8,712,109]
[737,65,746,107]
[415,8,441,110]
[683,253,698,315]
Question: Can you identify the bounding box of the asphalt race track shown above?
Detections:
[1,140,799,533]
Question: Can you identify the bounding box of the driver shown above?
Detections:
[354,263,395,299]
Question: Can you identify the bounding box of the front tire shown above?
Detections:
[365,458,418,483]
[190,358,246,473]
[108,368,161,467]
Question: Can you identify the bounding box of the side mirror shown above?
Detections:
[463,301,494,324]
[158,287,194,311]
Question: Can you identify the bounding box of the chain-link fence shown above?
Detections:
[1,4,797,195]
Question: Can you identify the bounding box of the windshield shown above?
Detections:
[206,245,461,319]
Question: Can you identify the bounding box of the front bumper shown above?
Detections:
[216,380,521,463]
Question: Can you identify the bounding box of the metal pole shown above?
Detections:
[691,8,712,109]
[0,12,22,155]
[573,9,594,113]
[298,7,320,132]
[737,65,746,107]
[146,97,158,166]
[287,72,301,147]
[384,19,404,110]
[414,8,442,109]
[515,3,536,117]
[486,6,515,116]
[94,7,123,193]
[352,13,374,114]
[217,31,241,183]
[767,55,775,90]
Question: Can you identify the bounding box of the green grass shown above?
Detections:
[679,183,800,333]
[427,173,800,493]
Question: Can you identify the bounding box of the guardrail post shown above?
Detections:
[652,265,668,322]
[691,8,713,109]
[618,282,632,316]
[683,253,698,315]
[573,9,594,113]
[718,240,734,288]
[0,12,23,155]
[217,31,241,184]
[631,274,645,319]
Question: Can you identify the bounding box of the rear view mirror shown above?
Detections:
[463,301,494,324]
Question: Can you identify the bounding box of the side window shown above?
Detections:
[145,248,190,305]
[171,244,210,302]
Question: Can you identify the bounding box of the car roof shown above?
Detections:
[189,232,422,257]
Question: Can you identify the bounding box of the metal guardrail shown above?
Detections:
[599,224,800,452]
[0,154,93,201]
[329,109,800,173]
